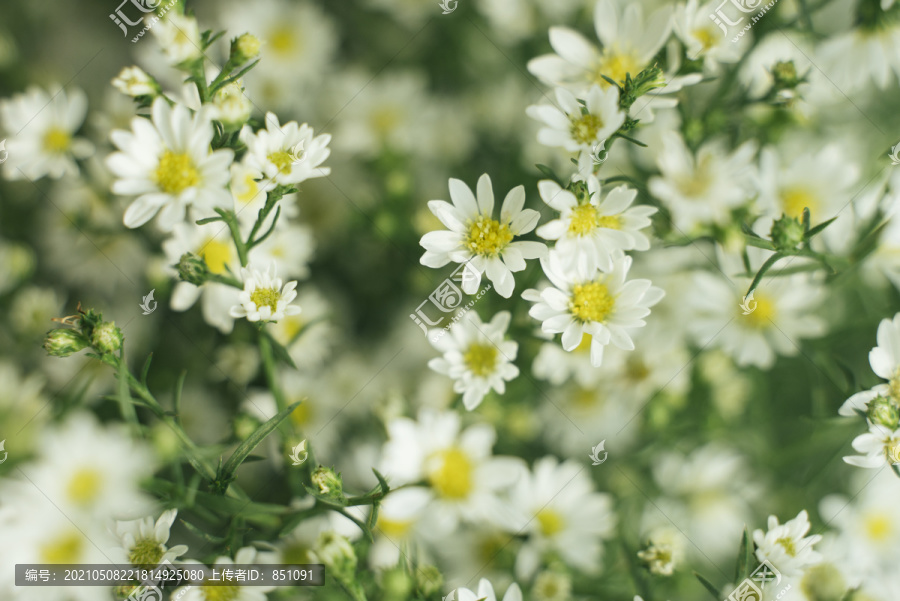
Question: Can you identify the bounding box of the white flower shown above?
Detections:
[428,310,520,410]
[176,547,274,601]
[673,0,745,70]
[111,66,156,97]
[844,423,900,468]
[524,250,664,367]
[455,579,523,601]
[535,178,656,273]
[115,509,189,566]
[687,247,826,369]
[527,0,701,121]
[162,220,242,334]
[239,111,331,186]
[0,86,93,180]
[526,85,625,153]
[867,312,900,395]
[379,409,525,533]
[648,131,756,232]
[817,21,900,93]
[230,263,301,323]
[107,98,234,231]
[420,174,547,298]
[752,510,822,577]
[151,12,202,65]
[509,456,616,578]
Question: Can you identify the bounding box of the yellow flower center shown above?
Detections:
[128,538,164,566]
[267,150,294,175]
[536,509,566,537]
[426,447,473,499]
[377,517,414,539]
[776,536,797,557]
[592,50,643,87]
[66,467,103,506]
[464,343,498,377]
[741,293,776,328]
[43,127,71,153]
[155,150,200,195]
[250,287,282,312]
[40,531,84,563]
[199,238,232,275]
[568,204,621,236]
[863,512,893,542]
[465,216,513,257]
[692,27,719,50]
[780,186,819,220]
[570,281,615,323]
[201,583,239,601]
[235,173,260,205]
[370,107,402,136]
[267,26,298,55]
[289,400,313,427]
[570,113,605,145]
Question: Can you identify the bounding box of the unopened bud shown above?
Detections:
[177,252,210,286]
[43,329,89,357]
[92,321,123,354]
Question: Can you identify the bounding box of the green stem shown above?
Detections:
[221,210,249,267]
[258,330,289,419]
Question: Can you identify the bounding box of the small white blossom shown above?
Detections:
[240,112,331,186]
[230,263,301,323]
[752,510,822,577]
[526,85,625,154]
[111,66,155,97]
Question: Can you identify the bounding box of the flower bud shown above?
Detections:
[381,566,412,600]
[311,466,343,499]
[111,66,157,97]
[313,532,357,581]
[177,252,210,286]
[414,565,443,598]
[43,329,89,357]
[533,570,572,601]
[800,563,846,601]
[92,321,123,354]
[212,81,252,130]
[866,395,900,429]
[770,214,805,251]
[230,33,261,64]
[772,60,800,89]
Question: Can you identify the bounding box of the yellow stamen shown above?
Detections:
[570,114,605,145]
[66,467,103,506]
[250,287,281,312]
[426,447,473,499]
[464,343,498,376]
[43,128,71,153]
[570,281,615,323]
[536,509,565,537]
[466,216,513,257]
[155,150,200,195]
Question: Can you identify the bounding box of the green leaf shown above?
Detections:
[694,572,721,601]
[746,252,784,297]
[173,370,187,419]
[804,216,838,239]
[745,237,777,250]
[535,164,558,181]
[735,527,754,582]
[140,353,153,387]
[372,468,390,495]
[219,400,301,483]
[265,332,297,369]
[180,519,227,543]
[740,221,764,239]
[802,206,811,233]
[195,216,224,225]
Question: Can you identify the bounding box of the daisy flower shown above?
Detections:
[523,250,664,367]
[115,509,189,566]
[107,97,234,231]
[865,312,900,398]
[525,85,625,154]
[111,66,156,97]
[817,17,900,93]
[673,0,745,70]
[0,86,93,180]
[844,424,900,468]
[150,12,202,65]
[230,263,301,323]
[455,579,522,601]
[428,310,519,410]
[686,247,826,369]
[175,547,275,601]
[419,174,547,298]
[648,131,756,233]
[535,178,656,273]
[752,510,822,577]
[379,408,526,533]
[509,456,616,578]
[527,0,701,121]
[239,111,331,186]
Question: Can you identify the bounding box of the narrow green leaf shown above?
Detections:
[735,527,754,582]
[265,332,297,369]
[745,237,776,250]
[372,468,390,495]
[116,354,139,430]
[614,132,648,147]
[173,370,187,420]
[694,572,721,601]
[140,353,153,387]
[220,400,300,481]
[802,207,811,233]
[195,216,224,225]
[249,205,282,248]
[746,252,784,297]
[804,216,838,239]
[180,519,227,543]
[535,164,558,181]
[740,221,764,239]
